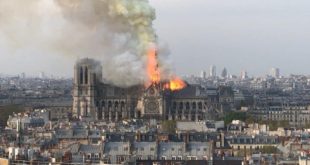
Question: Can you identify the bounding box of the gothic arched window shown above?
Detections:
[172,102,177,109]
[179,102,183,109]
[198,102,202,109]
[192,102,196,109]
[121,102,125,109]
[84,67,88,84]
[115,101,119,108]
[108,101,112,108]
[93,73,96,83]
[102,101,105,108]
[186,102,190,110]
[80,67,83,84]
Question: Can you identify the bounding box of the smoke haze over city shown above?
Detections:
[0,0,310,78]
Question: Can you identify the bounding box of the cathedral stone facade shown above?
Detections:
[73,58,233,121]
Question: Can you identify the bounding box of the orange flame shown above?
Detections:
[146,46,186,91]
[147,47,160,84]
[165,77,187,91]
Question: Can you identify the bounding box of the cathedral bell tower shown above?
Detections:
[72,58,102,119]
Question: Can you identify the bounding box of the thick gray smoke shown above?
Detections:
[0,0,171,87]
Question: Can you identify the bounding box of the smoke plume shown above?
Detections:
[0,0,170,87]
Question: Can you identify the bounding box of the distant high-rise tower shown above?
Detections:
[221,68,227,78]
[270,68,280,78]
[209,65,216,77]
[200,70,207,79]
[39,72,45,79]
[241,70,248,80]
[20,72,26,79]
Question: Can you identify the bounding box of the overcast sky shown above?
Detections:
[0,0,310,78]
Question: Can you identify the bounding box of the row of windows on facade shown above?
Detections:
[232,139,276,144]
[166,115,204,121]
[255,111,310,115]
[94,101,207,110]
[85,153,100,159]
[258,107,309,111]
[266,114,310,120]
[267,111,306,114]
[106,147,208,152]
[95,101,126,108]
[172,102,204,109]
[269,117,308,122]
[160,156,208,160]
[257,116,309,123]
[267,114,295,118]
[103,156,206,164]
[161,147,208,152]
[232,145,272,150]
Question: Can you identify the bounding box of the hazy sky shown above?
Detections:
[0,0,310,78]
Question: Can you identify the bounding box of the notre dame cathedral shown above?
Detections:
[72,58,233,121]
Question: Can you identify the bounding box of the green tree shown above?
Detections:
[305,122,310,129]
[279,120,289,128]
[161,120,176,134]
[263,120,290,131]
[0,105,24,126]
[224,112,246,125]
[259,146,277,154]
[268,121,279,131]
[245,115,255,124]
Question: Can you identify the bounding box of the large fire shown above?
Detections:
[146,46,186,91]
[147,47,160,84]
[165,77,187,91]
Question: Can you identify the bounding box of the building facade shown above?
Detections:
[250,105,310,126]
[72,58,233,121]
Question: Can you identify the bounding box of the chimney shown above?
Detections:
[136,131,141,142]
[185,132,190,151]
[49,121,52,130]
[184,132,189,144]
[221,133,225,147]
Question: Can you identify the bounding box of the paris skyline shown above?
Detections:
[0,0,309,78]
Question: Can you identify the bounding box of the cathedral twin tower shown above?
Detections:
[73,58,102,120]
[72,58,165,121]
